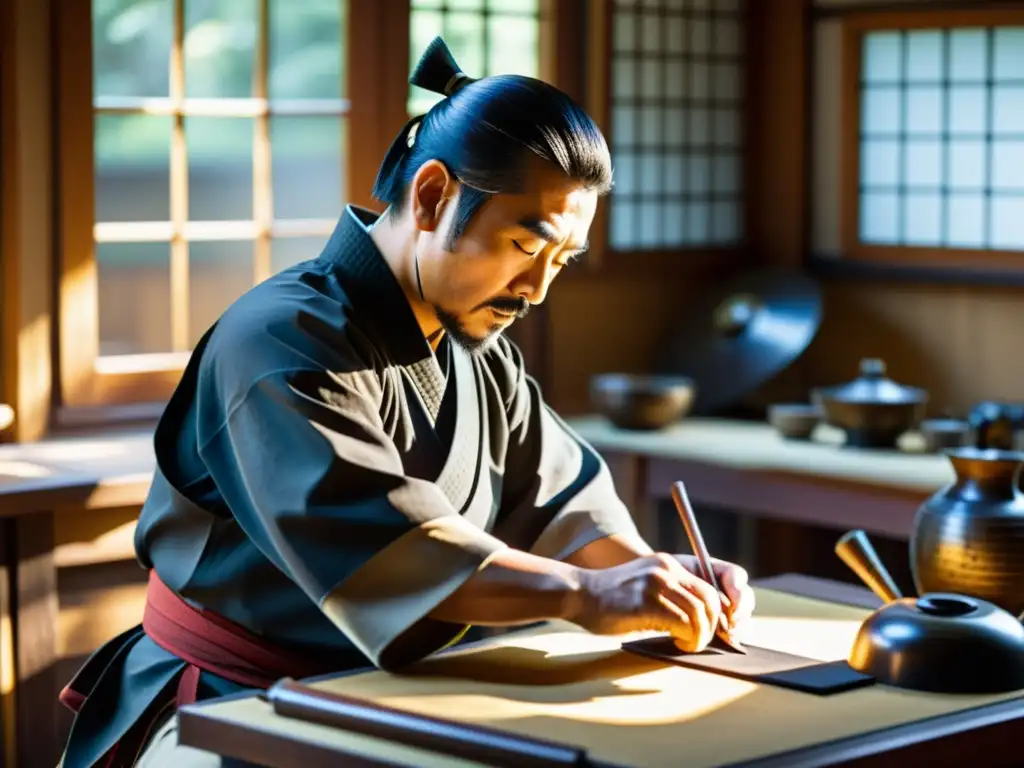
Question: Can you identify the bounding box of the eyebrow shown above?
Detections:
[517,215,589,253]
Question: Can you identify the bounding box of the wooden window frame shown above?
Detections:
[51,0,410,428]
[567,0,753,282]
[840,8,1024,274]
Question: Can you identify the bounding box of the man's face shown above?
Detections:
[410,161,598,353]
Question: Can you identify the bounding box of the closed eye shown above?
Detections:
[513,240,539,256]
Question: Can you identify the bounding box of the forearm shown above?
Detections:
[427,548,585,626]
[564,532,654,569]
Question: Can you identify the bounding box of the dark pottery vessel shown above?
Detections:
[910,447,1024,619]
[590,373,695,431]
[811,358,928,449]
[967,402,1024,478]
[919,417,969,453]
[767,403,821,440]
[837,528,1024,695]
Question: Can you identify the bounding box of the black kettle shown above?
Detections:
[835,529,1024,695]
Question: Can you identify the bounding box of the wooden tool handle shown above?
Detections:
[835,529,903,604]
[671,481,719,591]
[266,678,591,768]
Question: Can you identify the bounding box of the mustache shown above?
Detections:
[481,296,531,319]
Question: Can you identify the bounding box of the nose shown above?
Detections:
[508,256,555,306]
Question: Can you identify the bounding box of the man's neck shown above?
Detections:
[368,211,445,350]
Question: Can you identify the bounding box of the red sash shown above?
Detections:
[59,570,341,766]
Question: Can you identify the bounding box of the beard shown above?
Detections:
[434,297,531,355]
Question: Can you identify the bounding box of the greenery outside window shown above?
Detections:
[58,0,348,411]
[408,0,543,117]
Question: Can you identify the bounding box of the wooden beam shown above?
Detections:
[0,0,55,441]
[747,0,809,268]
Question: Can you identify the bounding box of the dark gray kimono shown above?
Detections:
[59,205,643,766]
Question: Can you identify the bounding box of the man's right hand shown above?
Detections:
[567,552,723,652]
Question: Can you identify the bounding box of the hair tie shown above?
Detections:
[444,72,474,97]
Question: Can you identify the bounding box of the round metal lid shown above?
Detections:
[652,268,823,415]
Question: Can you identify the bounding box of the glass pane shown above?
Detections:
[271,236,326,274]
[990,196,1024,250]
[95,114,172,222]
[188,241,254,346]
[271,116,345,220]
[665,59,685,99]
[184,0,258,99]
[641,15,661,54]
[449,0,483,8]
[948,87,988,135]
[640,106,660,147]
[665,108,685,148]
[666,17,685,54]
[638,204,660,248]
[691,19,709,55]
[487,15,538,75]
[713,64,742,102]
[691,62,709,100]
[688,203,710,243]
[613,60,637,99]
[613,12,636,51]
[905,87,942,135]
[445,13,485,75]
[991,142,1024,192]
[715,19,741,57]
[947,140,987,190]
[902,193,942,245]
[641,60,660,99]
[712,153,739,194]
[993,27,1024,82]
[949,28,987,83]
[97,242,171,356]
[92,0,172,99]
[609,199,636,250]
[487,0,537,12]
[863,32,902,84]
[860,139,900,187]
[712,201,740,244]
[905,30,943,83]
[613,153,638,195]
[993,86,1024,134]
[612,106,635,148]
[187,117,254,221]
[664,203,685,246]
[904,140,942,187]
[269,0,344,100]
[713,109,740,147]
[861,87,901,135]
[665,154,684,195]
[641,155,662,194]
[860,192,899,243]
[945,194,985,248]
[409,11,445,114]
[689,109,709,146]
[689,154,710,194]
[412,0,442,6]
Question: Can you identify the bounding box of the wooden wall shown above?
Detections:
[801,6,1024,413]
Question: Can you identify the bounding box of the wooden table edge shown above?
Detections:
[178,574,1023,768]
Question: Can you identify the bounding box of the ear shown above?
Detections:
[410,160,457,232]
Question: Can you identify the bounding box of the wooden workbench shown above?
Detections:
[179,574,1022,767]
[0,418,963,767]
[564,415,954,548]
[0,429,154,768]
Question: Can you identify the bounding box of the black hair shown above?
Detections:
[372,37,613,248]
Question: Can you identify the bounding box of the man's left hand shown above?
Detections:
[675,555,755,630]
